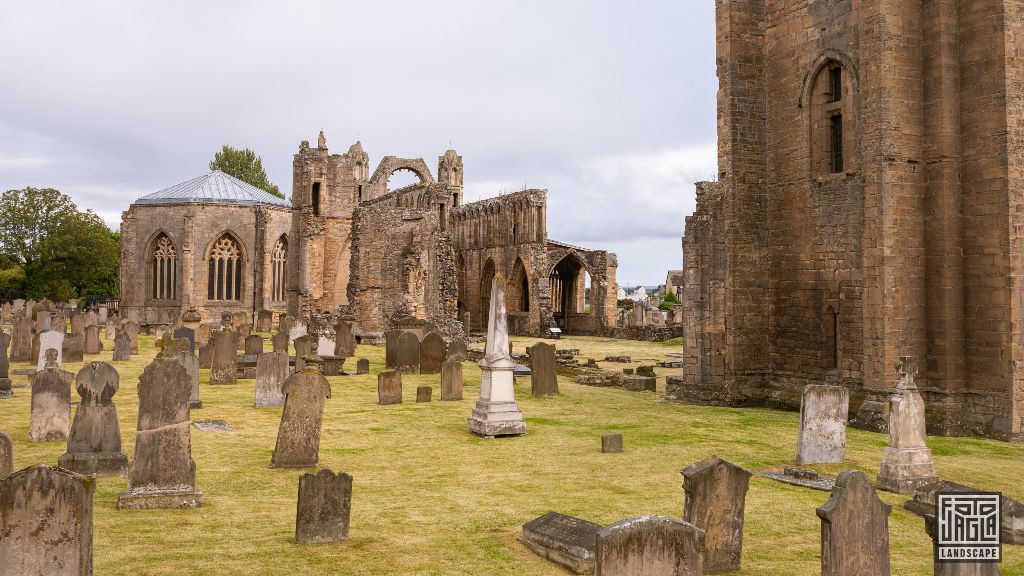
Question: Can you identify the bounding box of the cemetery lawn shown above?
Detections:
[3,334,1024,575]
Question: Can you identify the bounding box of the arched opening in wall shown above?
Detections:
[149,232,177,301]
[207,232,244,301]
[822,305,838,370]
[456,254,467,317]
[479,258,495,327]
[549,253,587,330]
[311,182,321,216]
[271,235,288,302]
[507,257,530,334]
[386,168,421,192]
[583,271,592,312]
[809,58,856,176]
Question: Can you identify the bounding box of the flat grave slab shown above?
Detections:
[192,420,235,432]
[761,467,835,491]
[519,511,602,575]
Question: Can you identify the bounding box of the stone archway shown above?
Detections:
[549,252,588,331]
[507,257,530,334]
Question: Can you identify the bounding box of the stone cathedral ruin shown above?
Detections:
[118,133,618,339]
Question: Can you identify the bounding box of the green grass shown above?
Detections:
[2,333,1022,575]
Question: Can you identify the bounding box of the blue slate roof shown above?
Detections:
[134,170,290,208]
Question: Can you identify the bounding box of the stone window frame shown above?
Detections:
[270,235,288,303]
[147,231,178,302]
[800,49,860,181]
[205,231,246,302]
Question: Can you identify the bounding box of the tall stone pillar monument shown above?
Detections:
[468,276,527,437]
[876,356,938,493]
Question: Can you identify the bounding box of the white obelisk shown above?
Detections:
[468,275,527,437]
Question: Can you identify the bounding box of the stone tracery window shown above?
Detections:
[150,234,177,300]
[207,233,243,301]
[271,236,287,302]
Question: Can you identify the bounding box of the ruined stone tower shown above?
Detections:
[669,0,1024,440]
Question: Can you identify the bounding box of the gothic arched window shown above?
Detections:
[150,234,177,300]
[271,236,287,302]
[207,233,243,301]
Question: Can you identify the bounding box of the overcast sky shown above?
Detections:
[0,1,717,286]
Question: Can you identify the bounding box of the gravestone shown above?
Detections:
[877,357,938,493]
[255,351,290,408]
[463,311,471,335]
[231,311,248,329]
[468,276,527,437]
[84,310,98,329]
[396,332,421,374]
[441,360,463,401]
[528,342,559,396]
[447,339,468,362]
[63,332,85,363]
[174,350,201,409]
[905,480,1024,545]
[355,358,370,375]
[0,332,11,399]
[384,330,401,369]
[420,332,447,374]
[69,312,86,334]
[257,309,273,332]
[595,516,705,576]
[35,310,51,333]
[0,464,95,575]
[58,361,129,475]
[923,512,1002,576]
[334,319,356,358]
[682,457,751,573]
[210,330,238,385]
[193,420,234,431]
[272,332,289,353]
[10,314,32,361]
[520,512,603,574]
[29,364,74,442]
[196,322,216,347]
[123,320,139,354]
[377,370,403,405]
[173,327,196,353]
[416,385,432,402]
[36,330,64,371]
[84,324,102,354]
[271,358,332,468]
[317,335,334,357]
[118,358,203,508]
[817,470,891,576]
[278,314,292,335]
[601,433,623,453]
[97,306,107,326]
[288,322,308,344]
[295,469,353,544]
[245,335,264,356]
[796,384,849,465]
[112,330,131,361]
[293,335,313,373]
[104,315,117,340]
[197,343,212,369]
[0,430,11,477]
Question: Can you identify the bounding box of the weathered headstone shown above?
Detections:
[441,360,463,401]
[877,356,938,494]
[272,332,289,353]
[316,335,334,357]
[0,430,11,477]
[255,351,290,408]
[923,512,1002,576]
[396,332,421,374]
[520,512,603,574]
[278,314,292,335]
[104,314,118,340]
[601,433,623,453]
[271,358,332,468]
[63,332,85,363]
[0,464,95,575]
[84,310,98,329]
[384,329,401,369]
[355,357,370,375]
[0,332,11,399]
[468,276,527,437]
[420,332,447,374]
[174,350,201,409]
[10,314,32,361]
[173,327,196,353]
[293,335,313,373]
[245,334,264,356]
[29,364,74,442]
[447,339,468,362]
[377,370,403,405]
[112,330,131,361]
[58,361,129,476]
[295,469,353,544]
[528,342,559,396]
[84,324,102,354]
[69,312,86,334]
[817,470,891,576]
[123,320,140,354]
[210,330,238,385]
[682,457,751,573]
[256,309,273,332]
[796,384,849,465]
[36,330,65,371]
[463,311,471,335]
[905,479,1024,545]
[334,319,356,358]
[595,516,705,576]
[118,358,203,508]
[416,385,432,402]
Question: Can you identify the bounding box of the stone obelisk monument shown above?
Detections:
[468,275,527,437]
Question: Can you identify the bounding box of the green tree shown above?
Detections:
[659,289,681,311]
[209,145,284,198]
[0,187,120,300]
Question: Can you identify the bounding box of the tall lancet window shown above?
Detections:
[208,234,243,301]
[271,236,288,302]
[151,234,177,300]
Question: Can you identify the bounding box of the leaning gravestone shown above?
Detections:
[0,332,11,399]
[334,319,356,358]
[118,358,203,508]
[255,351,290,408]
[520,511,603,574]
[796,384,849,465]
[112,331,132,361]
[355,358,370,375]
[682,457,751,573]
[245,334,264,356]
[441,360,463,401]
[173,327,196,353]
[84,324,102,354]
[384,330,401,369]
[528,342,559,396]
[295,469,353,544]
[210,330,238,385]
[817,469,891,576]
[36,330,65,371]
[29,364,74,442]
[10,314,32,361]
[272,332,289,353]
[0,464,95,575]
[377,370,403,405]
[420,332,447,374]
[58,361,129,476]
[63,332,85,363]
[396,332,421,374]
[271,358,332,468]
[877,356,938,494]
[0,430,11,476]
[595,515,705,576]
